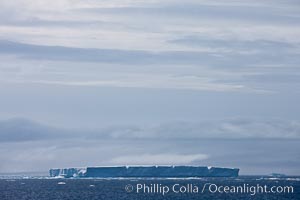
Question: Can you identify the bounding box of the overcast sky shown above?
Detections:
[0,0,300,175]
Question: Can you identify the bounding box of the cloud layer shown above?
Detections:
[0,0,299,175]
[1,118,300,142]
[0,118,299,174]
[0,0,300,93]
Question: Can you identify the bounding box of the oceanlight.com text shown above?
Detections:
[125,183,294,196]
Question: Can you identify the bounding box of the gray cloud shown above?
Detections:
[0,137,299,175]
[0,18,109,28]
[1,118,299,143]
[94,118,300,139]
[0,118,69,142]
[1,40,299,69]
[169,36,299,52]
[0,40,218,65]
[77,2,300,25]
[0,0,299,96]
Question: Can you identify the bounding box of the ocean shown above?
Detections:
[0,176,299,200]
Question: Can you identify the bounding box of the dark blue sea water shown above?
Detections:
[0,176,299,200]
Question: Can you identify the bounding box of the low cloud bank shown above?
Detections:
[1,118,300,142]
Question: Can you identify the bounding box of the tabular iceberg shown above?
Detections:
[49,166,239,178]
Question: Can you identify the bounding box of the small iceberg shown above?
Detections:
[57,182,66,185]
[268,173,287,178]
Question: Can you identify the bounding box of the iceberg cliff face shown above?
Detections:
[49,168,86,178]
[49,166,239,178]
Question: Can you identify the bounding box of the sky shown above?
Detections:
[0,0,300,175]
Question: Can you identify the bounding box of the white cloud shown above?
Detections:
[109,154,209,165]
[23,77,246,92]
